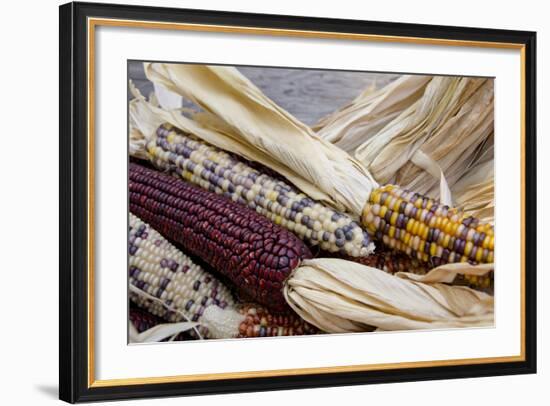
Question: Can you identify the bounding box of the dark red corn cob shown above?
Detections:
[129,163,312,313]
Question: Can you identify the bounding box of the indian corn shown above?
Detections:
[143,123,373,257]
[129,163,312,312]
[236,304,317,338]
[362,184,494,264]
[129,213,235,338]
[129,213,317,338]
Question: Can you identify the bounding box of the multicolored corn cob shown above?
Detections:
[141,123,373,257]
[129,213,235,338]
[362,184,494,265]
[129,164,313,312]
[129,213,317,338]
[236,304,317,338]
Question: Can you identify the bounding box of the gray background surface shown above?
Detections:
[129,62,398,126]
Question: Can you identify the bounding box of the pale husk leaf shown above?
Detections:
[395,80,494,196]
[357,77,487,184]
[284,258,493,333]
[453,159,495,223]
[143,63,378,214]
[397,262,493,284]
[129,321,199,344]
[315,75,431,150]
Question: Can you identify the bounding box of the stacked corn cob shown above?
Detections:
[129,166,493,333]
[129,213,317,339]
[131,161,495,310]
[138,123,494,269]
[128,66,495,334]
[144,123,374,258]
[135,65,494,268]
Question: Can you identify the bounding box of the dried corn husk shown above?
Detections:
[317,75,494,218]
[129,320,198,344]
[142,63,378,214]
[396,262,493,284]
[314,75,431,150]
[285,258,493,333]
[453,154,495,224]
[394,80,494,196]
[356,78,489,184]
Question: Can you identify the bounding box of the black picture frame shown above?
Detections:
[59,1,537,403]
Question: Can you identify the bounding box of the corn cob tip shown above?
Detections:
[202,306,246,339]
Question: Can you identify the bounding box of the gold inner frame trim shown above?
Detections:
[87,17,527,388]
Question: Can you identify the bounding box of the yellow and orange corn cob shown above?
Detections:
[362,184,494,265]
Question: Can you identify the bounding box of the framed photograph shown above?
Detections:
[59,1,536,403]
